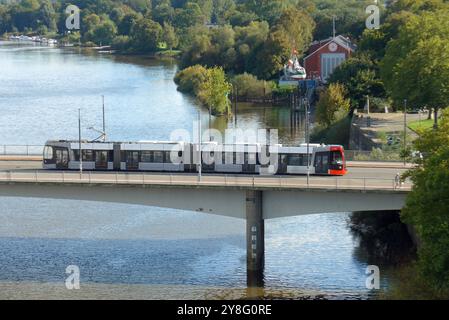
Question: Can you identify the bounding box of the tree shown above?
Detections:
[401,108,449,291]
[244,0,293,25]
[315,83,350,128]
[198,67,232,115]
[251,28,291,80]
[93,19,117,45]
[118,12,142,36]
[173,2,206,29]
[381,10,449,127]
[38,0,57,32]
[162,22,178,50]
[272,7,315,56]
[311,0,377,40]
[153,0,175,24]
[212,0,236,24]
[174,64,208,95]
[328,53,385,111]
[130,18,163,53]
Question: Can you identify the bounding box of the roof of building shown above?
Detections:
[303,35,357,61]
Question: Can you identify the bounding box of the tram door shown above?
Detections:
[243,153,256,173]
[126,151,139,170]
[314,152,329,174]
[55,148,69,169]
[278,154,288,174]
[95,151,108,169]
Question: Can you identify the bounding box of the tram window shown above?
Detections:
[71,150,78,161]
[43,146,53,160]
[154,151,164,163]
[280,154,288,165]
[331,151,343,165]
[322,154,329,166]
[141,151,153,163]
[247,153,256,164]
[82,150,94,161]
[224,152,233,165]
[96,151,108,162]
[235,152,244,165]
[287,155,301,166]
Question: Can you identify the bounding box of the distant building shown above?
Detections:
[303,35,356,83]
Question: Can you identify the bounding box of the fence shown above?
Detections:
[0,170,412,192]
[0,145,44,156]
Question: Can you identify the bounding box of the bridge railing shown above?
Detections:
[0,170,412,191]
[0,145,44,156]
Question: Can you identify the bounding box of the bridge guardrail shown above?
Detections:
[0,170,412,191]
[1,145,44,156]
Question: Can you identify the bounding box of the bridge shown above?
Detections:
[0,156,412,288]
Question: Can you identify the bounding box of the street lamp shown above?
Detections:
[78,108,83,177]
[305,96,310,186]
[404,99,407,166]
[198,111,202,182]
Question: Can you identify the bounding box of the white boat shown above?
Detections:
[281,50,307,82]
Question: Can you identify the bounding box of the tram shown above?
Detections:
[43,140,347,176]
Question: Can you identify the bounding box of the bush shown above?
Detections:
[83,41,97,47]
[315,83,351,128]
[112,35,131,52]
[174,65,208,95]
[311,117,351,147]
[231,73,274,98]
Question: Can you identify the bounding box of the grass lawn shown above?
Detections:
[408,119,434,132]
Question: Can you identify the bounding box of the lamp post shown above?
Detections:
[404,99,407,166]
[78,108,83,177]
[305,96,310,186]
[102,95,106,142]
[198,111,202,182]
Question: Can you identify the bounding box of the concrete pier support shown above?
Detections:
[246,190,264,290]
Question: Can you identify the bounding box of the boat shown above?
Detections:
[282,50,307,80]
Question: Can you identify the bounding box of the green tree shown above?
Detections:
[212,0,236,24]
[162,22,178,50]
[328,53,385,111]
[118,12,142,35]
[174,64,208,95]
[153,0,175,24]
[130,18,162,53]
[198,67,232,115]
[174,2,205,29]
[85,17,117,45]
[244,0,293,25]
[381,10,449,126]
[38,0,57,32]
[252,29,291,80]
[402,108,449,291]
[315,83,350,128]
[272,7,315,56]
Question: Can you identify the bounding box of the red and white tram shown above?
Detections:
[43,141,347,176]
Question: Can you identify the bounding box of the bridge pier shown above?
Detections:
[246,190,264,294]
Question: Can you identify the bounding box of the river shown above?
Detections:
[0,41,390,300]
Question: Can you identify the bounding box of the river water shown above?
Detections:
[0,41,389,299]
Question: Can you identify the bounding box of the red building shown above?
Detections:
[303,35,356,83]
